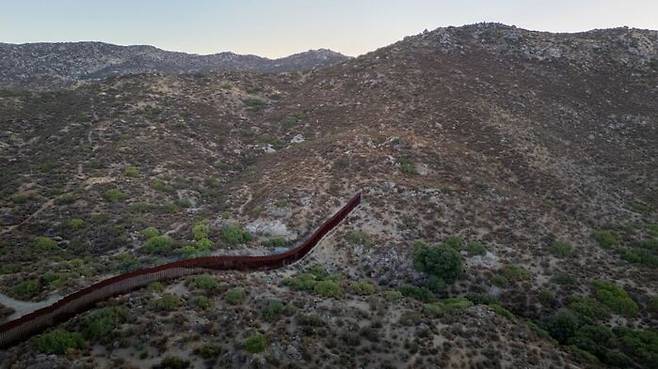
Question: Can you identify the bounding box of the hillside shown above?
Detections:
[0,42,350,89]
[0,23,657,369]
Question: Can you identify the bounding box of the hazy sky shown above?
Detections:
[1,0,657,58]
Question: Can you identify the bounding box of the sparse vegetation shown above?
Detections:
[398,157,417,175]
[82,306,127,342]
[151,293,182,311]
[345,230,373,247]
[33,236,57,251]
[351,280,376,295]
[124,165,139,177]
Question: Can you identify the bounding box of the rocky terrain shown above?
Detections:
[0,23,657,368]
[0,42,349,89]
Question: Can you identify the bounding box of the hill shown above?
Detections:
[0,23,657,368]
[0,41,350,89]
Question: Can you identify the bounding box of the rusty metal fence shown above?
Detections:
[0,192,361,349]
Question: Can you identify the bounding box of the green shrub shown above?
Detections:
[647,224,658,238]
[500,265,530,282]
[141,227,160,239]
[221,225,252,246]
[262,237,287,248]
[284,273,319,291]
[648,296,658,315]
[351,280,376,295]
[103,188,127,203]
[194,344,222,359]
[154,356,190,369]
[244,334,267,353]
[82,306,127,342]
[489,304,515,320]
[398,284,435,302]
[11,279,41,299]
[592,281,638,317]
[261,299,285,321]
[345,230,373,247]
[33,236,57,251]
[143,235,174,254]
[188,274,220,291]
[550,241,574,258]
[124,165,139,177]
[568,296,611,322]
[151,294,182,311]
[192,221,210,240]
[413,240,463,284]
[621,247,658,267]
[151,179,174,193]
[383,290,403,301]
[398,158,417,175]
[592,230,618,249]
[225,287,246,305]
[35,329,85,354]
[313,280,343,298]
[66,218,85,230]
[242,97,267,111]
[551,272,577,286]
[465,241,487,256]
[613,327,658,369]
[423,298,472,316]
[191,295,211,310]
[543,309,582,344]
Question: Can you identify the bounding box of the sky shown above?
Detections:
[1,0,657,58]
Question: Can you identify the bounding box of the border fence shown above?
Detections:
[0,192,361,349]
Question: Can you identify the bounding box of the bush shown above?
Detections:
[242,97,267,111]
[261,299,285,321]
[143,235,174,254]
[244,334,267,353]
[33,236,57,251]
[550,241,574,258]
[413,240,463,284]
[262,237,287,248]
[313,280,343,298]
[151,294,182,311]
[141,227,160,239]
[188,274,220,291]
[647,224,658,238]
[500,265,530,282]
[194,344,222,359]
[383,290,403,301]
[592,230,618,249]
[568,296,610,322]
[66,218,85,230]
[82,306,127,342]
[35,329,85,354]
[398,284,435,302]
[592,281,639,317]
[191,295,211,310]
[543,309,582,344]
[345,230,373,247]
[398,158,417,175]
[225,287,247,305]
[124,165,139,177]
[154,356,190,369]
[423,298,472,316]
[351,280,376,295]
[221,225,252,245]
[465,241,487,256]
[489,304,515,320]
[11,279,40,299]
[192,221,210,240]
[103,188,127,203]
